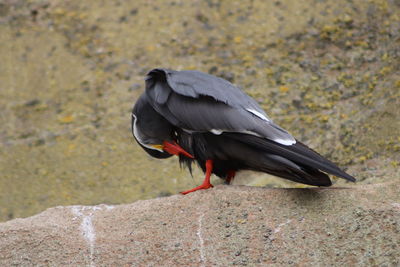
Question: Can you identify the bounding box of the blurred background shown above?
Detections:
[0,0,399,222]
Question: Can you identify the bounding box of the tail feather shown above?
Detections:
[260,154,332,186]
[278,169,332,186]
[226,133,356,183]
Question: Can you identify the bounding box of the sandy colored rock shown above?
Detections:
[1,183,399,266]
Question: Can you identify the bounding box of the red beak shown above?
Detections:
[162,141,194,158]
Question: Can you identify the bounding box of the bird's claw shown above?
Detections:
[180,183,214,195]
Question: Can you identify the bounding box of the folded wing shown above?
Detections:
[145,68,296,146]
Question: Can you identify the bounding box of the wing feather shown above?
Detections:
[145,68,296,145]
[147,68,264,113]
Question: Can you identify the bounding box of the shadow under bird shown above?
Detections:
[131,68,356,194]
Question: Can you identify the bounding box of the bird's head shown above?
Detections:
[131,94,193,159]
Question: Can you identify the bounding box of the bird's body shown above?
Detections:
[132,68,355,194]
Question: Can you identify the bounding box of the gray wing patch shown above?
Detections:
[153,80,171,104]
[158,93,296,145]
[145,68,296,146]
[148,68,268,117]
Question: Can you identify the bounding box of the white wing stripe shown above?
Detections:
[274,138,296,146]
[210,129,223,135]
[246,108,270,122]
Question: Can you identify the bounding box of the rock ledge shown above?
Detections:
[1,184,399,266]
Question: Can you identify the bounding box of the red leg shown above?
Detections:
[226,170,236,185]
[181,160,214,195]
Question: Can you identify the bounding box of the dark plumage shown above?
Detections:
[131,68,356,194]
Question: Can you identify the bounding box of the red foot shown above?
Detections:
[226,170,236,185]
[181,159,214,195]
[180,182,213,195]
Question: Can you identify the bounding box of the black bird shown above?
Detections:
[131,68,356,194]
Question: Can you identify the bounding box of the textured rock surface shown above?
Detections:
[1,183,399,266]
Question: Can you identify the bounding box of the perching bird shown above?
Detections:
[131,68,356,194]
